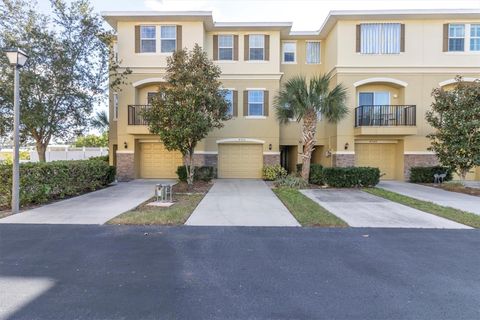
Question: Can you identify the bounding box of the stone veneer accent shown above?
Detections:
[264,154,280,166]
[192,154,218,167]
[332,154,355,167]
[404,154,439,180]
[116,152,135,182]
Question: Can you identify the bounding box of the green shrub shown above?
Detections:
[409,166,452,183]
[262,164,287,181]
[295,163,324,185]
[89,155,109,162]
[323,167,380,188]
[0,159,116,210]
[274,174,308,189]
[176,165,216,182]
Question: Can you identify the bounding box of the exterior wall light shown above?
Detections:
[344,142,349,150]
[268,143,272,150]
[124,141,128,149]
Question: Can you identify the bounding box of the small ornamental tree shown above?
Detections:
[426,76,480,182]
[143,44,229,186]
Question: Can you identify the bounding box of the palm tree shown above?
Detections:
[275,72,348,181]
[91,110,109,133]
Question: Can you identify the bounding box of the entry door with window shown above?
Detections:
[359,92,390,125]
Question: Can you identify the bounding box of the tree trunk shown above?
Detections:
[300,112,318,182]
[185,149,195,188]
[459,169,468,186]
[36,142,47,162]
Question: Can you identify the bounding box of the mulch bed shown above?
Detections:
[424,183,480,197]
[173,180,213,194]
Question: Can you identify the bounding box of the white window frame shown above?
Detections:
[247,90,265,117]
[469,24,480,52]
[360,23,401,55]
[357,91,391,106]
[448,24,465,52]
[305,41,321,64]
[140,25,156,53]
[282,41,296,64]
[160,25,177,53]
[249,35,265,61]
[113,93,118,121]
[218,35,234,61]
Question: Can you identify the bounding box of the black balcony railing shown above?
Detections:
[128,105,151,125]
[354,105,416,127]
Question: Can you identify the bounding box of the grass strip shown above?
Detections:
[273,187,348,227]
[364,187,480,228]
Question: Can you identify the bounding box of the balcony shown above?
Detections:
[128,105,151,126]
[354,105,417,136]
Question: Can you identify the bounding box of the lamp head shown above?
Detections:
[4,48,29,67]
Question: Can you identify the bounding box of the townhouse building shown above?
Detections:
[102,9,480,181]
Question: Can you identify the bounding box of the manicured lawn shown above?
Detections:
[364,187,480,229]
[108,193,205,225]
[273,187,348,227]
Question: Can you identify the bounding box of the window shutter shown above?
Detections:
[233,35,239,61]
[400,24,405,52]
[443,24,449,52]
[356,24,361,52]
[135,25,140,53]
[176,25,182,51]
[233,91,238,117]
[264,35,270,61]
[263,91,269,116]
[213,35,218,60]
[243,90,248,116]
[244,35,249,61]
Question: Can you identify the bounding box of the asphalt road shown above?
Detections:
[0,225,479,320]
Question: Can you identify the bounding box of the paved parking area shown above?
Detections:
[186,179,300,226]
[379,181,480,215]
[301,189,470,229]
[0,180,171,225]
[1,224,479,320]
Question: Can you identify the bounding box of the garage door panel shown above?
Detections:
[218,144,263,179]
[356,143,396,180]
[140,143,183,178]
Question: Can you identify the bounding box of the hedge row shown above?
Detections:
[323,167,380,188]
[0,159,116,210]
[409,166,452,183]
[176,165,216,182]
[296,163,324,185]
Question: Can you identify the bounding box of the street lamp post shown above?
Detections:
[4,48,28,214]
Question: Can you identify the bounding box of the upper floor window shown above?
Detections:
[359,23,402,54]
[448,24,465,52]
[224,90,234,115]
[249,35,265,60]
[282,42,296,63]
[470,24,480,51]
[160,26,176,53]
[248,90,264,116]
[140,26,156,53]
[306,41,321,64]
[218,35,234,60]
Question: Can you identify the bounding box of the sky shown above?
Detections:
[38,0,480,31]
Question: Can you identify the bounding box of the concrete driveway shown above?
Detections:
[301,189,470,229]
[186,179,300,227]
[0,180,170,225]
[379,181,480,215]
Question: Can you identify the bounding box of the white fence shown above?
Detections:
[29,147,108,162]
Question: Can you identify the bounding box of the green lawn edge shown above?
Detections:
[107,193,204,225]
[273,187,348,227]
[364,187,480,229]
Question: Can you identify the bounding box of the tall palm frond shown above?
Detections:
[91,110,109,132]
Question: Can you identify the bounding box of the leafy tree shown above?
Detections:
[74,132,108,147]
[143,44,229,186]
[0,0,129,161]
[91,110,109,133]
[426,76,480,182]
[275,73,348,181]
